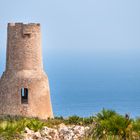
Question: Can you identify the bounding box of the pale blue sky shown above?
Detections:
[0,0,140,116]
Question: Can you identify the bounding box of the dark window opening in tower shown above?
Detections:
[21,88,28,104]
[23,33,31,38]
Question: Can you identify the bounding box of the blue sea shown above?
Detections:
[52,90,140,118]
[48,49,140,119]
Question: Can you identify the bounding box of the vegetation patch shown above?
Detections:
[1,109,140,139]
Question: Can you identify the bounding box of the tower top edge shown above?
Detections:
[8,23,40,27]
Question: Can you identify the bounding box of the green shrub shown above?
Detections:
[133,118,140,132]
[0,119,25,139]
[26,119,45,131]
[66,115,83,125]
[54,116,64,120]
[89,109,134,139]
[44,118,64,128]
[83,117,94,125]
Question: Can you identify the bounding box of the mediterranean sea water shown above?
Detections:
[52,89,140,118]
[49,50,140,118]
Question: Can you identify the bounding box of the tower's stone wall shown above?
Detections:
[0,23,53,119]
[6,23,43,72]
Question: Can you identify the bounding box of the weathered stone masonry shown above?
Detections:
[0,23,53,119]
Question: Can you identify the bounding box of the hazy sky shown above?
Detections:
[0,0,140,116]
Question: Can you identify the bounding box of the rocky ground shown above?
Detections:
[23,123,90,140]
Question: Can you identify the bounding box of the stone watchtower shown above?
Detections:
[0,23,53,119]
